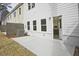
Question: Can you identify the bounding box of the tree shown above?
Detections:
[0,3,12,11]
[0,3,12,25]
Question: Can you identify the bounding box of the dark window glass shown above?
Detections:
[41,19,46,24]
[33,26,36,30]
[27,21,30,30]
[28,3,35,10]
[33,20,36,25]
[19,8,21,15]
[32,3,35,8]
[28,26,30,30]
[33,20,37,30]
[41,26,47,31]
[41,19,47,31]
[27,21,30,25]
[28,3,31,10]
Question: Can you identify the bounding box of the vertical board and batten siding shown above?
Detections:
[56,3,79,40]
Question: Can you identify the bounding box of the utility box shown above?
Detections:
[6,23,24,37]
[0,25,6,32]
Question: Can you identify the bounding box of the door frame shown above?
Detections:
[53,15,62,40]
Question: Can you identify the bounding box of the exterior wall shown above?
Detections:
[56,3,79,55]
[4,3,79,40]
[56,3,79,40]
[23,3,57,40]
[6,4,24,24]
[23,3,79,40]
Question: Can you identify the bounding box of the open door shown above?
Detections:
[53,16,62,39]
[74,47,79,56]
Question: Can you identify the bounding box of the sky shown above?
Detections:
[7,3,18,12]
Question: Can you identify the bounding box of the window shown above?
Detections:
[14,12,16,17]
[53,16,62,39]
[28,3,35,10]
[33,20,37,30]
[41,19,47,31]
[27,21,30,30]
[32,3,35,8]
[19,8,21,15]
[28,3,31,10]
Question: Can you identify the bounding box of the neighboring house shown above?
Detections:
[3,3,79,55]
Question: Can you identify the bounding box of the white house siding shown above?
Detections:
[24,3,57,40]
[6,4,24,24]
[56,3,79,55]
[56,3,79,40]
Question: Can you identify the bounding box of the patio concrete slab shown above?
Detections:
[12,36,70,56]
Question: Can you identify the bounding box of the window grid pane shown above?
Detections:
[41,26,47,31]
[41,19,46,25]
[41,19,47,31]
[28,3,31,10]
[27,22,30,25]
[32,3,35,8]
[28,26,30,30]
[27,21,30,30]
[33,20,36,25]
[19,8,21,15]
[33,26,36,30]
[33,20,37,30]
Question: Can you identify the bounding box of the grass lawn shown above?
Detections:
[0,32,36,56]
